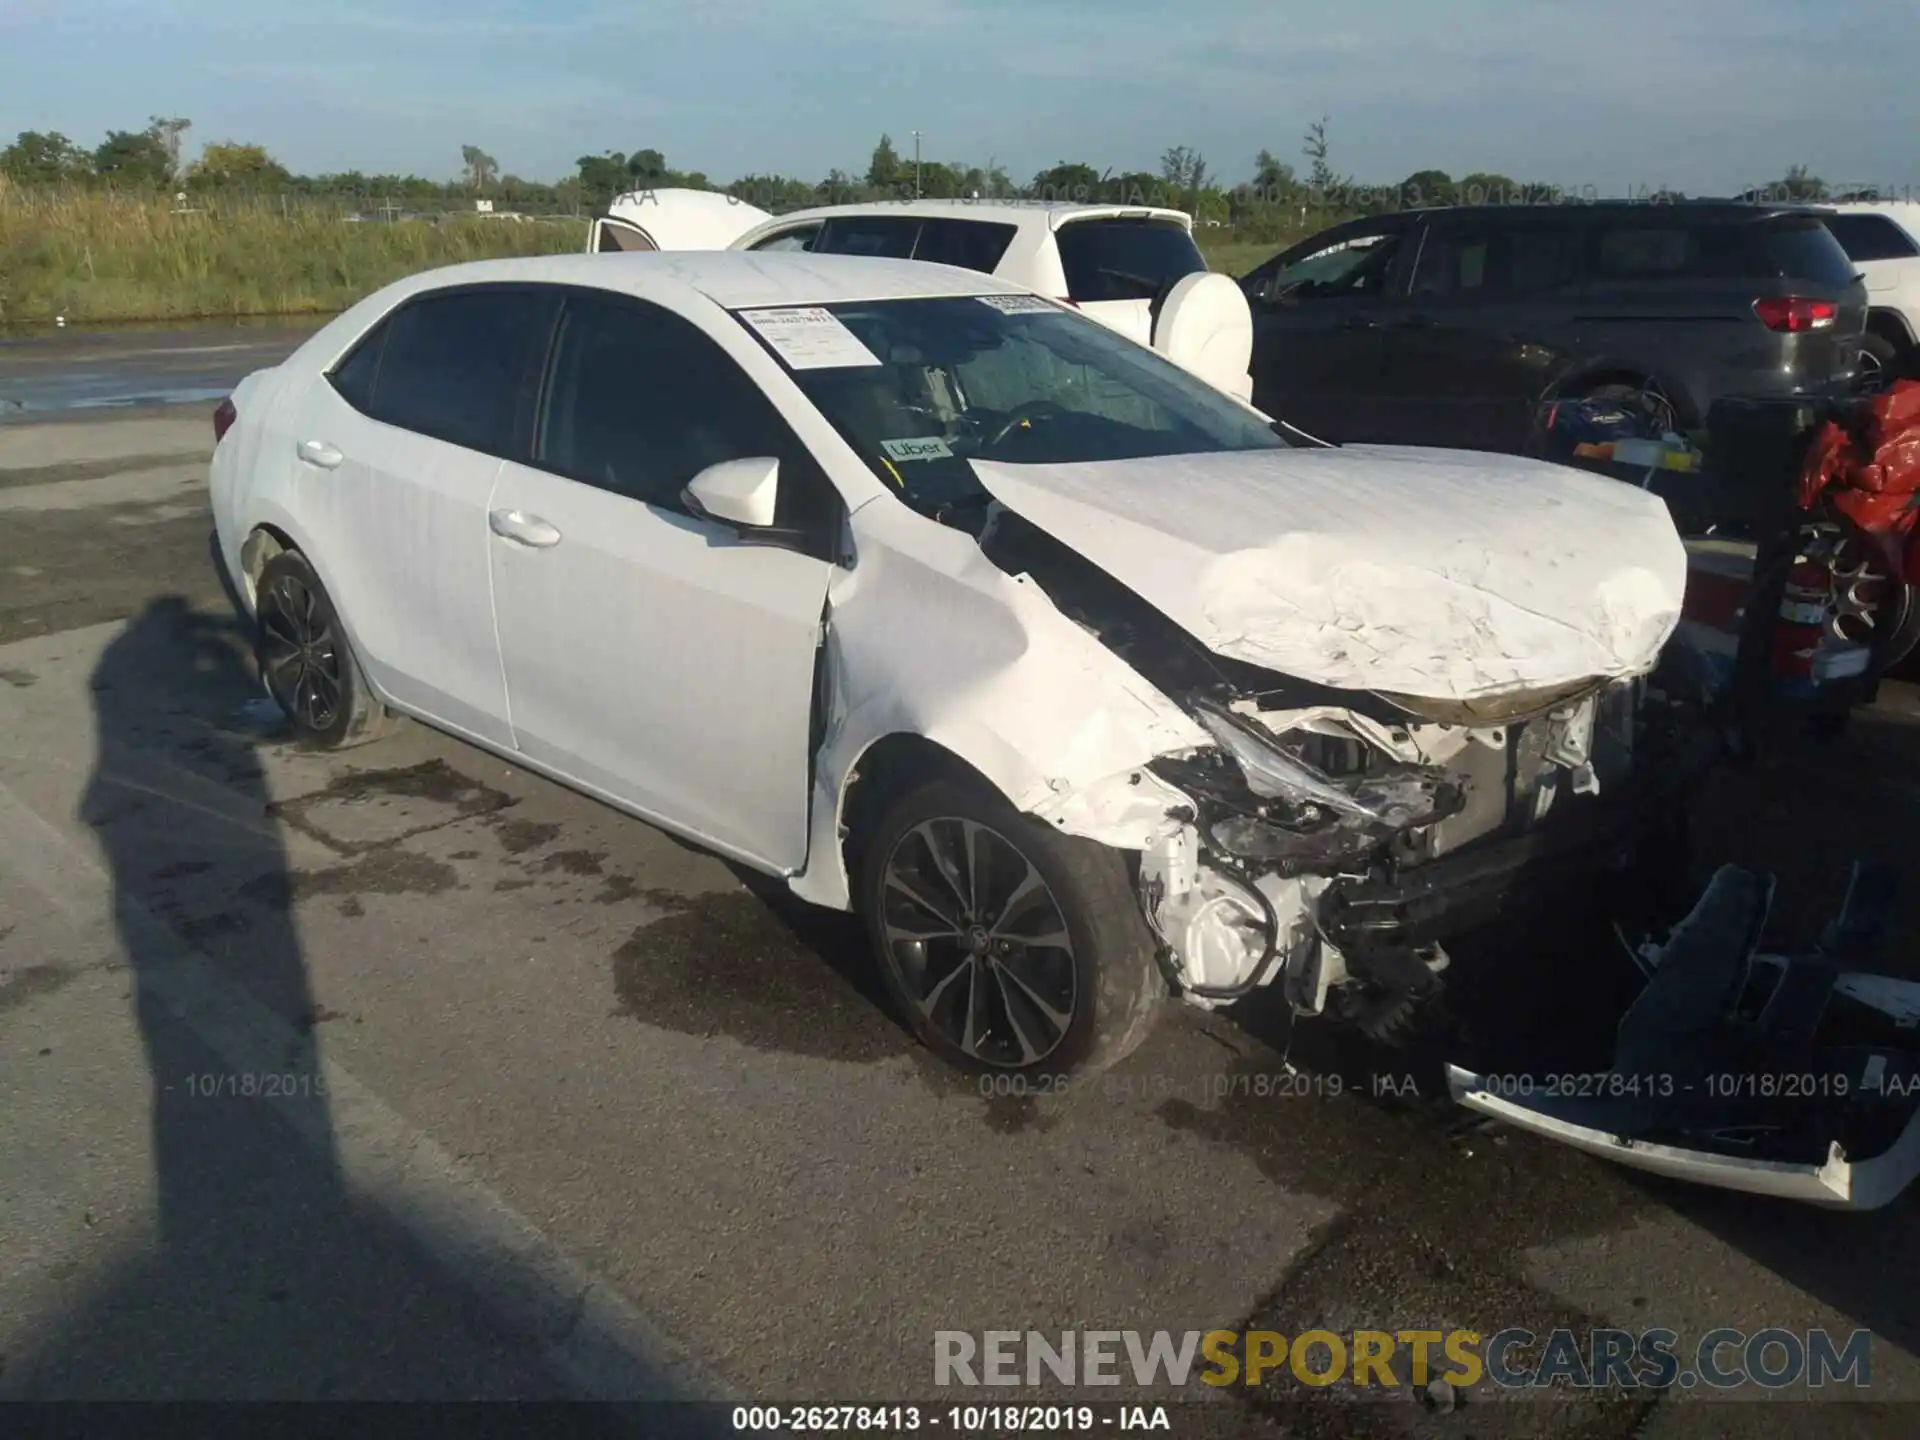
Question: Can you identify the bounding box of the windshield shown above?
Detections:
[731,295,1286,517]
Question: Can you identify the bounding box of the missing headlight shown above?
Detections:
[1163,698,1463,869]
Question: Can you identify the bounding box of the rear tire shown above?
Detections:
[856,777,1164,1078]
[1858,332,1900,393]
[254,549,395,750]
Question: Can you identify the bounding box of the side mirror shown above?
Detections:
[683,455,780,529]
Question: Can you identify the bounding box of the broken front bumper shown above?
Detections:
[1444,863,1920,1210]
[1446,1066,1920,1209]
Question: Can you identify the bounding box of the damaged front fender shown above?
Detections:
[786,498,1210,911]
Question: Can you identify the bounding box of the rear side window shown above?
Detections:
[912,218,1017,272]
[1055,218,1206,302]
[1761,219,1862,285]
[1591,222,1753,280]
[366,288,559,455]
[1822,214,1920,263]
[327,325,386,411]
[814,216,920,257]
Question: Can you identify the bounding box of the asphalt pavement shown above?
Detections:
[2,345,1919,1436]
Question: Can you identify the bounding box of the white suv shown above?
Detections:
[593,196,1254,400]
[1824,202,1920,386]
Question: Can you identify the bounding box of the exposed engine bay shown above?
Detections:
[975,502,1706,1036]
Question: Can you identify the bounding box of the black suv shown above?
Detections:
[1239,201,1868,452]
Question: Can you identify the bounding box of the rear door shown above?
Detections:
[1053,215,1208,345]
[485,290,841,870]
[293,284,559,746]
[1239,217,1412,440]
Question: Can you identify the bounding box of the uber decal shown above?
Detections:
[881,436,955,462]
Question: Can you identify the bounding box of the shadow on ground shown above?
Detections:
[1,597,679,1418]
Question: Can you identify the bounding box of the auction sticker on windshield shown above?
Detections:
[737,307,882,369]
[976,294,1058,314]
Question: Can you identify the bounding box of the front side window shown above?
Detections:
[1248,226,1404,301]
[748,224,820,253]
[535,293,838,538]
[812,216,920,257]
[1411,227,1495,296]
[364,287,559,455]
[735,295,1287,519]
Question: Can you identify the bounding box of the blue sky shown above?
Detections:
[2,0,1915,193]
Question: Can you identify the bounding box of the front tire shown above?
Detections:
[254,549,394,750]
[857,778,1164,1077]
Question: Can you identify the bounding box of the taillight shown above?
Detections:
[213,396,237,444]
[1753,297,1838,333]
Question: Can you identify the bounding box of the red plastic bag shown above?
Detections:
[1798,379,1920,506]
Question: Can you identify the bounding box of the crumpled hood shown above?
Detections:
[971,445,1690,701]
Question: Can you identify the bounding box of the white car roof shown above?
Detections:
[365,250,1031,311]
[744,198,1195,234]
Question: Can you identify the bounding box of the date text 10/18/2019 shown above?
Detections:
[730,1406,1170,1432]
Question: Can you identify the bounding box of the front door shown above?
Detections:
[1384,216,1582,452]
[486,290,841,872]
[1242,219,1410,441]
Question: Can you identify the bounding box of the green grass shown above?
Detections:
[0,180,1287,327]
[1198,237,1283,277]
[0,181,587,327]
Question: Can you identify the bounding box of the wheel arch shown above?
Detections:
[1867,307,1916,350]
[1543,362,1701,430]
[237,513,392,711]
[833,731,1008,907]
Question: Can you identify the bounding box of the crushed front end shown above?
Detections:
[1133,669,1711,1034]
[970,495,1711,1039]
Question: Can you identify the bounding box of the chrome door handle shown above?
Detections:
[488,509,562,548]
[296,439,344,469]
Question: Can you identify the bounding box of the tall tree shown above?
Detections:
[1250,148,1296,199]
[1302,115,1335,193]
[460,144,499,190]
[576,151,629,207]
[1399,168,1453,207]
[0,130,90,184]
[1455,171,1518,204]
[93,127,174,186]
[866,134,903,190]
[186,141,291,190]
[1159,145,1208,211]
[1029,161,1101,200]
[626,148,667,186]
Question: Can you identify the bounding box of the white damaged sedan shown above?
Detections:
[211,250,1696,1079]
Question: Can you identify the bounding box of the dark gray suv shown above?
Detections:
[1239,201,1869,452]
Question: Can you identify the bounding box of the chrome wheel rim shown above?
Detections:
[258,573,342,732]
[1802,520,1908,649]
[1857,346,1889,394]
[878,817,1078,1068]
